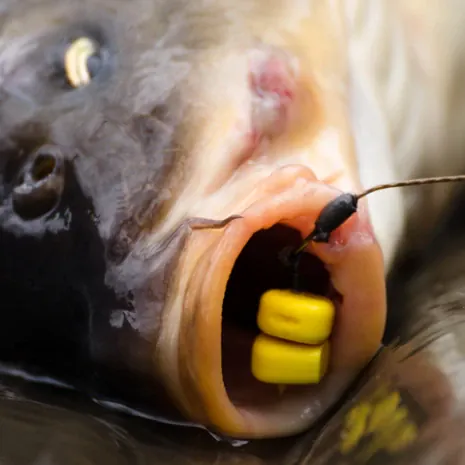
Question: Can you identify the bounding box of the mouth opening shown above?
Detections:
[221,223,336,408]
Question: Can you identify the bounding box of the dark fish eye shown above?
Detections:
[12,145,65,221]
[63,37,103,88]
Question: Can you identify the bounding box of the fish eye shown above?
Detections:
[63,37,103,88]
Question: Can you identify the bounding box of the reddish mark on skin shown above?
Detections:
[245,53,297,159]
[249,56,296,101]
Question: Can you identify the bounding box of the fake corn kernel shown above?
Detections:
[257,289,335,345]
[251,334,330,384]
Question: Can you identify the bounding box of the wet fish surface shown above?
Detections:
[1,0,465,443]
[0,374,273,465]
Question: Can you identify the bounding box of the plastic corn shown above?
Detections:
[257,289,335,345]
[251,334,330,384]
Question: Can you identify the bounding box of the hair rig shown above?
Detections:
[190,174,465,287]
[283,174,465,289]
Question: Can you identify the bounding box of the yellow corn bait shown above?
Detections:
[251,289,335,385]
[257,289,335,344]
[251,334,330,384]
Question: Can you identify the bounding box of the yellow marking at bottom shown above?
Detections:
[339,387,418,460]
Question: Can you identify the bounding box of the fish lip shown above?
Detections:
[161,165,386,439]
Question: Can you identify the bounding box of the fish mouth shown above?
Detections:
[159,166,386,439]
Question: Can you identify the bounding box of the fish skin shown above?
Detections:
[345,0,465,267]
[0,374,281,465]
[0,0,465,440]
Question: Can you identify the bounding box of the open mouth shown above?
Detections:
[222,223,341,408]
[165,167,386,438]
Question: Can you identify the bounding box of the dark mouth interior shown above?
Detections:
[221,224,333,407]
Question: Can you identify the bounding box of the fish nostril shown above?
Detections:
[30,153,57,182]
[12,146,65,221]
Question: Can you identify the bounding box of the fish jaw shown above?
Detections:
[155,165,386,439]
